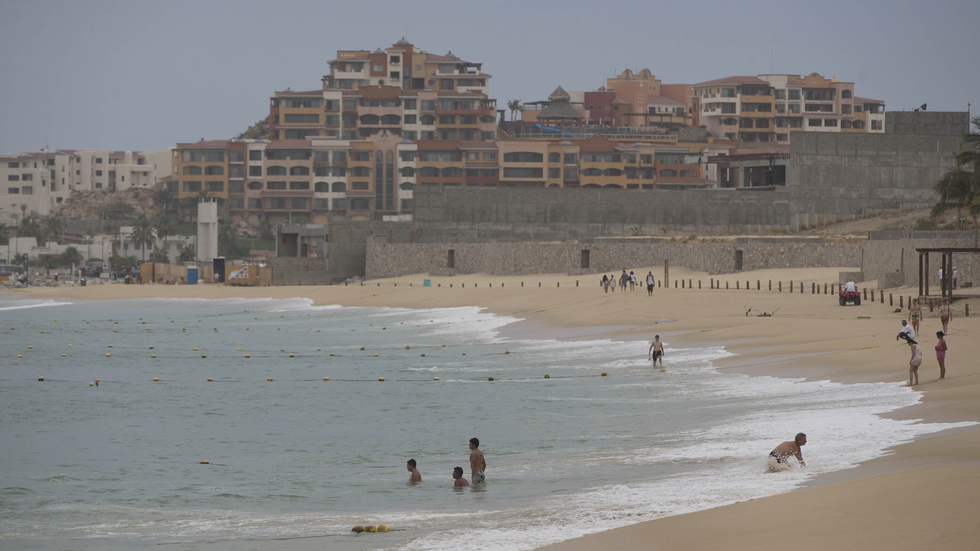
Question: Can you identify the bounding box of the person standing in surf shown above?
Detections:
[469,438,486,484]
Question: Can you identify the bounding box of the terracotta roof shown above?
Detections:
[358,86,403,99]
[854,96,885,103]
[276,89,322,96]
[693,76,768,87]
[178,140,230,148]
[416,141,460,151]
[459,141,497,150]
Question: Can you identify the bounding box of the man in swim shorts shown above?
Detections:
[767,433,807,472]
[648,335,664,367]
[469,437,486,484]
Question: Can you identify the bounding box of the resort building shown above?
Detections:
[1,149,172,222]
[692,73,885,147]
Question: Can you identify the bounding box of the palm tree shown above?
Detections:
[152,245,170,264]
[13,252,30,273]
[60,246,82,269]
[130,213,155,261]
[933,116,980,246]
[178,244,196,263]
[153,185,176,213]
[507,99,522,122]
[45,216,65,244]
[39,254,59,276]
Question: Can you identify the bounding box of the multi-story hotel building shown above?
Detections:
[692,73,885,146]
[1,149,172,222]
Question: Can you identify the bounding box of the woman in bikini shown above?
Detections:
[908,298,922,335]
[938,298,951,334]
[935,331,947,380]
[907,338,922,386]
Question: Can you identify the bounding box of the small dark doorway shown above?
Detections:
[735,250,743,271]
[447,249,455,268]
[581,249,590,269]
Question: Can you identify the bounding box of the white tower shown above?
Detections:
[196,200,218,261]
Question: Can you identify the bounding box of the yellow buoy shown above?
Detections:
[207,378,213,382]
[280,348,285,352]
[90,382,94,386]
[106,353,111,357]
[323,377,330,381]
[107,344,112,348]
[544,374,550,378]
[200,460,209,464]
[62,353,67,357]
[601,372,607,377]
[267,378,273,382]
[360,347,365,351]
[405,346,410,349]
[488,377,495,381]
[68,344,72,347]
[289,353,295,358]
[378,377,385,382]
[37,376,44,381]
[149,346,154,349]
[366,525,377,533]
[237,348,242,351]
[505,351,510,354]
[193,347,198,351]
[151,354,156,358]
[202,354,207,358]
[373,353,379,357]
[433,377,440,381]
[153,377,159,381]
[351,526,366,533]
[329,353,335,356]
[660,369,666,373]
[376,524,389,533]
[28,345,33,349]
[317,348,322,351]
[420,354,426,357]
[245,354,250,358]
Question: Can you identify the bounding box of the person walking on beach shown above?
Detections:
[935,331,947,380]
[939,298,951,334]
[767,433,806,471]
[896,320,915,342]
[620,270,629,292]
[601,274,609,293]
[609,274,617,292]
[908,298,922,335]
[907,338,922,386]
[469,438,486,484]
[452,466,469,487]
[648,335,664,368]
[629,271,636,291]
[406,459,421,483]
[646,272,655,296]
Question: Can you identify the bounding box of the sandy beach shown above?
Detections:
[7,266,980,550]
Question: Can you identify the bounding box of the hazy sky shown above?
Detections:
[1,0,977,154]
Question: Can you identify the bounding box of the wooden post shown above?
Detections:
[769,280,772,291]
[736,281,740,290]
[790,280,793,293]
[890,294,893,306]
[726,281,729,289]
[966,304,970,317]
[757,280,760,290]
[899,295,903,309]
[664,259,669,291]
[779,281,782,292]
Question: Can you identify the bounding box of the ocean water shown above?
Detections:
[0,296,973,551]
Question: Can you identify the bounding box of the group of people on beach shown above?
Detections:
[897,298,951,386]
[601,270,657,296]
[405,438,486,488]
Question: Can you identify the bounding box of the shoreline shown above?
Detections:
[5,266,980,550]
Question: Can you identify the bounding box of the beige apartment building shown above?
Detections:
[1,149,172,223]
[692,73,885,146]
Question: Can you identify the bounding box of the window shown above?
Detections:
[183,181,201,192]
[267,181,287,190]
[659,169,677,177]
[777,133,789,141]
[230,182,245,193]
[284,114,320,123]
[325,99,339,111]
[248,198,262,210]
[808,119,822,127]
[548,167,560,178]
[775,104,785,114]
[401,199,413,210]
[290,166,310,176]
[774,90,786,100]
[466,152,480,161]
[841,120,852,129]
[229,166,244,178]
[485,152,498,161]
[333,198,347,210]
[208,181,223,192]
[95,158,103,164]
[95,170,103,176]
[8,174,20,181]
[249,150,262,161]
[314,198,329,209]
[352,181,369,190]
[420,114,436,125]
[229,151,244,162]
[204,166,223,175]
[332,182,346,192]
[7,162,18,168]
[289,181,309,190]
[284,129,318,139]
[267,166,287,176]
[503,152,543,163]
[439,115,455,125]
[404,99,417,110]
[548,152,560,163]
[248,181,263,190]
[400,151,416,162]
[404,114,417,124]
[824,119,837,127]
[290,197,308,210]
[842,90,852,99]
[343,99,357,111]
[7,187,18,193]
[788,90,800,100]
[502,167,542,178]
[871,120,882,130]
[419,151,456,162]
[229,198,245,210]
[182,150,224,162]
[841,105,851,115]
[266,198,286,210]
[248,166,262,177]
[420,100,435,111]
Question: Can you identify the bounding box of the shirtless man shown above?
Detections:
[452,466,469,487]
[406,458,421,483]
[469,438,486,484]
[908,298,922,335]
[648,335,665,368]
[768,433,807,471]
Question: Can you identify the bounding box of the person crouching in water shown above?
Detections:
[767,433,806,472]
